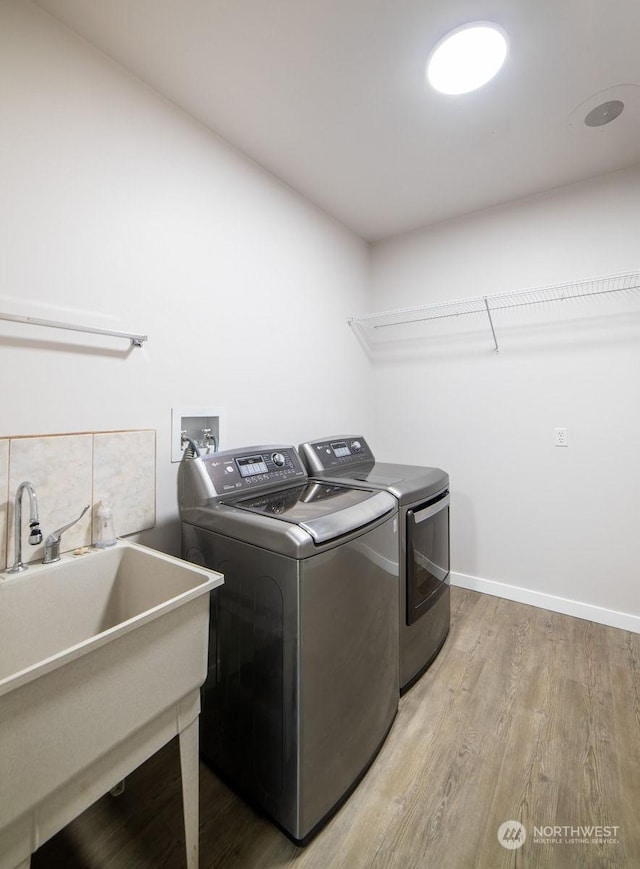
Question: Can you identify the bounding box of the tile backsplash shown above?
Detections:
[0,430,155,571]
[93,431,156,538]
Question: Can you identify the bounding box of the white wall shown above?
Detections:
[3,0,638,630]
[370,167,640,627]
[0,0,371,555]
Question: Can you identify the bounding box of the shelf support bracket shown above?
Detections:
[484,297,499,352]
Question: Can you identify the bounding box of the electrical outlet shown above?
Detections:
[554,427,568,447]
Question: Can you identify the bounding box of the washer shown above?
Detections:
[178,444,399,844]
[299,436,450,693]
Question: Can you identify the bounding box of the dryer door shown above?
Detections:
[406,491,450,626]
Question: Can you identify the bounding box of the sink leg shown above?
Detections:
[179,717,199,869]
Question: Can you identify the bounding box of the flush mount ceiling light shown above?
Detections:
[426,22,508,95]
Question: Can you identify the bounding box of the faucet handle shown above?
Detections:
[43,504,90,564]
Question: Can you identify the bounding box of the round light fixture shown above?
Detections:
[426,22,508,95]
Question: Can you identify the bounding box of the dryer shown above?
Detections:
[299,436,450,692]
[178,445,399,844]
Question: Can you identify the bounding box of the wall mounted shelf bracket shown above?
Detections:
[484,297,499,351]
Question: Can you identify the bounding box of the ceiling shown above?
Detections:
[35,0,640,241]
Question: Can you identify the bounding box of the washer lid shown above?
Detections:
[226,481,395,543]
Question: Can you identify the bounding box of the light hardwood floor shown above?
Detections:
[32,587,640,868]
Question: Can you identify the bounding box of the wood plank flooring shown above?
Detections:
[31,588,640,868]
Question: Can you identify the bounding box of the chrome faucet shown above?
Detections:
[43,504,90,564]
[7,481,43,574]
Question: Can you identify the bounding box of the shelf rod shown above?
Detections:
[0,311,147,348]
[365,306,485,329]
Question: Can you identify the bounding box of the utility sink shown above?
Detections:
[0,541,223,869]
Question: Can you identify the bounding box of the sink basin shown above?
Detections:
[0,541,223,869]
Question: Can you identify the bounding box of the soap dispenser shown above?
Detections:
[94,503,116,548]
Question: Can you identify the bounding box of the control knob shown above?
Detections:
[351,440,362,451]
[272,452,286,467]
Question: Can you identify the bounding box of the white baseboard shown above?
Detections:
[451,571,640,634]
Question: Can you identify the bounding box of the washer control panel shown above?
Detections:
[299,435,374,473]
[202,446,306,495]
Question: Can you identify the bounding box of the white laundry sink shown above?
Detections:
[0,541,223,869]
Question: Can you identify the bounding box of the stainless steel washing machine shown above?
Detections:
[178,444,399,844]
[299,436,450,693]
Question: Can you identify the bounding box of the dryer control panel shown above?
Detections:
[201,445,306,495]
[299,436,374,474]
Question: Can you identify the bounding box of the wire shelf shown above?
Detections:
[348,268,640,351]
